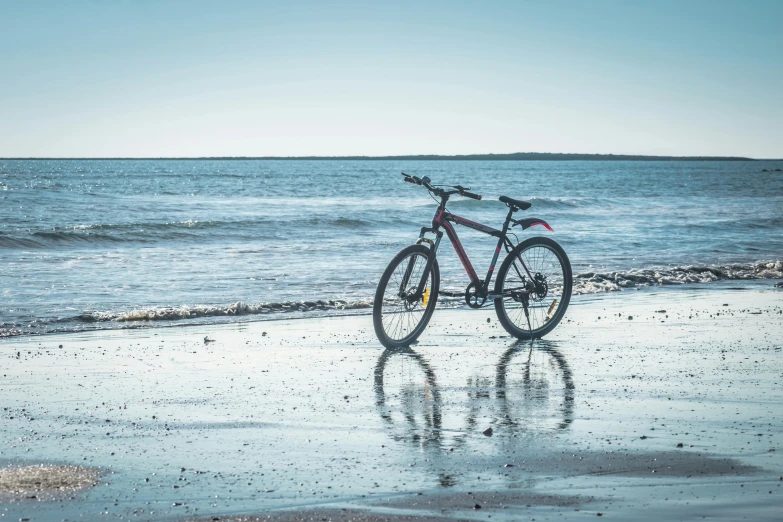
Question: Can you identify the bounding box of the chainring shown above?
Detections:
[465,281,486,308]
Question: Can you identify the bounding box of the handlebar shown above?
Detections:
[401,172,482,200]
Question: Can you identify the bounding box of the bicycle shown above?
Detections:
[373,173,572,349]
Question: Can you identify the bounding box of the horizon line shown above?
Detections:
[1,152,779,161]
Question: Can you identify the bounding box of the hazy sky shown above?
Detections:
[1,0,781,158]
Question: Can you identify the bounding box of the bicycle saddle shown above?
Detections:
[499,195,531,211]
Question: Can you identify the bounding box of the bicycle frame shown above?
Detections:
[407,193,539,301]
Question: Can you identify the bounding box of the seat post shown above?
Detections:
[502,207,515,232]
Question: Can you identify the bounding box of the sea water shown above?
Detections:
[1,159,781,337]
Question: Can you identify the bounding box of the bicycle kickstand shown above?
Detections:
[521,294,534,346]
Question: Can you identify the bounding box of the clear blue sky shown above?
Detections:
[1,0,781,158]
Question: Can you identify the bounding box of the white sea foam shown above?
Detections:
[75,299,374,323]
[573,261,782,294]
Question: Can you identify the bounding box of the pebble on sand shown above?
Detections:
[482,427,493,436]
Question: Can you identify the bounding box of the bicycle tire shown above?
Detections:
[373,244,440,349]
[493,236,572,339]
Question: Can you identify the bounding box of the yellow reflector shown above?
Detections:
[422,288,430,306]
[547,299,558,316]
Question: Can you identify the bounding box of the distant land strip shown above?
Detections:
[1,153,768,161]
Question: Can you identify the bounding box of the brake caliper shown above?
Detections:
[532,272,548,301]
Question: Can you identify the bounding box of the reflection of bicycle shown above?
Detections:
[373,347,444,449]
[373,342,574,452]
[494,341,574,431]
[373,173,572,348]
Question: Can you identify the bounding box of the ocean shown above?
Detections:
[1,159,781,337]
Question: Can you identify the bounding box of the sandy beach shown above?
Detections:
[1,282,782,521]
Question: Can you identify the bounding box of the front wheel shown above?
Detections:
[373,244,440,349]
[494,237,572,339]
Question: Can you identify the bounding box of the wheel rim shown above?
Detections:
[500,245,568,335]
[380,252,434,342]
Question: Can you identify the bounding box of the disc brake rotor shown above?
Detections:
[532,272,549,301]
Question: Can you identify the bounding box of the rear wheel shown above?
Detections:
[373,245,440,349]
[494,237,572,339]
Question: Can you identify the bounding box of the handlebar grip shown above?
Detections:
[402,172,422,184]
[462,191,482,200]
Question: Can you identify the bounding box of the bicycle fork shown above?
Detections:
[398,228,443,301]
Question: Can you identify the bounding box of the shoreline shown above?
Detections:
[2,274,781,341]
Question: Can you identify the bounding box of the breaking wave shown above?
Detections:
[75,299,373,323]
[0,299,374,338]
[573,260,783,294]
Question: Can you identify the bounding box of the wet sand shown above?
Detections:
[1,282,782,521]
